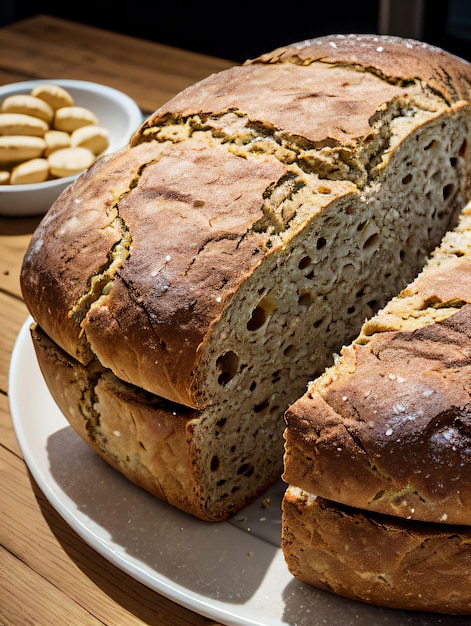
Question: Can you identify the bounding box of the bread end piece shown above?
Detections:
[282,485,471,614]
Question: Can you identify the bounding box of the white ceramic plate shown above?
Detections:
[8,317,471,626]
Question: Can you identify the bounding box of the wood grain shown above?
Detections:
[0,15,233,113]
[0,15,230,625]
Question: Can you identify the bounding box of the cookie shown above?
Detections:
[10,157,50,184]
[0,170,10,184]
[48,146,95,177]
[44,130,71,156]
[71,125,109,155]
[0,94,54,124]
[0,113,49,137]
[54,106,100,133]
[30,84,75,110]
[0,135,46,166]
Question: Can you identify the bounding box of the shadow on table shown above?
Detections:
[45,425,280,601]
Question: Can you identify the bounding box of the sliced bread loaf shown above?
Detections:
[20,34,471,521]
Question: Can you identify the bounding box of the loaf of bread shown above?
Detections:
[20,34,471,524]
[282,200,471,612]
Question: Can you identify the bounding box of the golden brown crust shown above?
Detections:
[282,486,471,614]
[285,305,471,524]
[250,33,471,105]
[22,137,286,407]
[20,143,159,366]
[138,34,471,152]
[80,138,286,406]
[136,62,410,148]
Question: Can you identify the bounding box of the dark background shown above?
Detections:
[0,0,470,63]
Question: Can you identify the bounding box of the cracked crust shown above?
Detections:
[252,33,471,105]
[21,34,471,409]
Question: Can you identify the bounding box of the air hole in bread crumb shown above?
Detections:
[316,237,326,249]
[237,463,254,477]
[363,233,379,250]
[432,171,441,184]
[247,296,277,331]
[216,350,239,385]
[284,344,295,357]
[424,139,438,151]
[298,255,311,269]
[254,399,269,413]
[210,455,219,471]
[298,292,312,307]
[459,139,467,156]
[443,183,454,201]
[402,173,412,184]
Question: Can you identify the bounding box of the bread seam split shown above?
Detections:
[135,91,454,193]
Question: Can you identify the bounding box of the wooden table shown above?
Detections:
[0,15,233,625]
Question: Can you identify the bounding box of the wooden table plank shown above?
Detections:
[0,383,21,455]
[0,292,29,392]
[0,216,41,299]
[0,15,233,113]
[0,422,219,626]
[1,547,103,626]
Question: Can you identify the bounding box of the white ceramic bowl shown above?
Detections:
[0,79,144,217]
